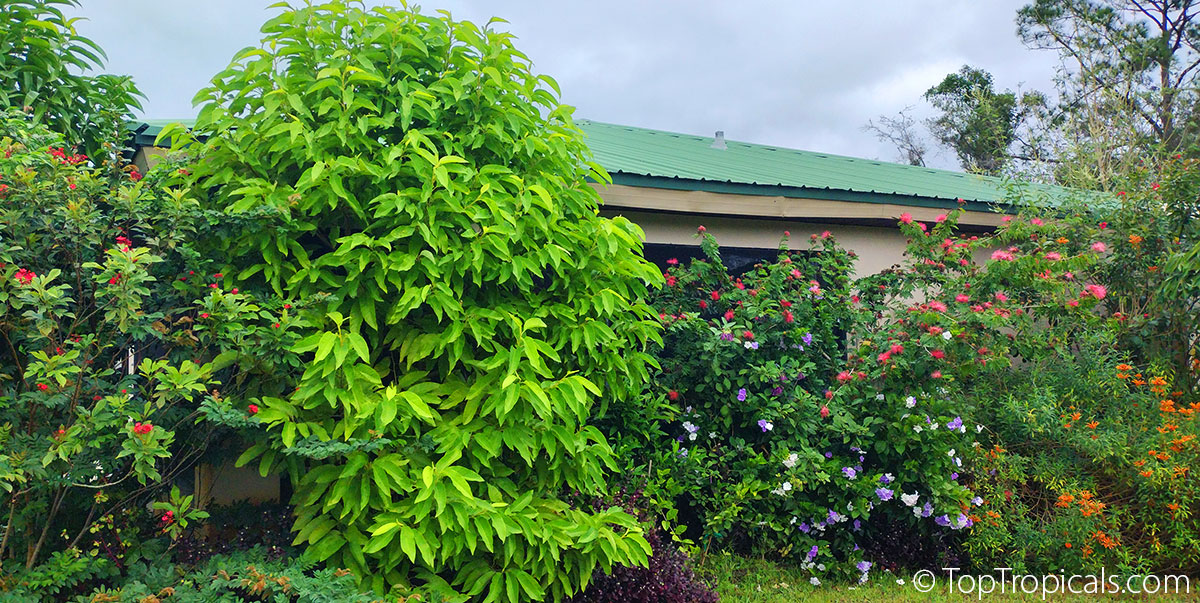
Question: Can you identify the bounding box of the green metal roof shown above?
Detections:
[127,118,1077,211]
[577,119,1073,211]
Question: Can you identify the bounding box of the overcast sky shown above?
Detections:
[64,1,1063,170]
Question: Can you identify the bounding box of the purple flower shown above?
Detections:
[947,416,963,431]
[807,545,819,560]
[853,519,861,531]
[679,448,688,458]
[798,522,810,533]
[921,502,933,517]
[951,472,959,480]
[842,467,857,479]
[875,488,894,502]
[757,419,774,432]
[856,561,872,572]
[824,451,833,459]
[720,332,734,341]
[802,333,813,345]
[737,388,748,402]
[935,514,950,527]
[771,386,783,396]
[855,465,862,473]
[879,473,893,484]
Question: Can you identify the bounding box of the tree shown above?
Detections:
[923,66,1052,175]
[863,106,928,166]
[181,2,660,599]
[1017,0,1200,154]
[0,0,143,160]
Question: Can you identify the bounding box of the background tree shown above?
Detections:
[1017,0,1200,155]
[922,66,1053,176]
[862,106,928,166]
[0,0,143,161]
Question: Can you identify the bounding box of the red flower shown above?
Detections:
[710,291,720,301]
[248,404,259,414]
[14,268,35,285]
[836,371,852,383]
[783,310,794,323]
[930,349,945,359]
[735,280,745,290]
[108,275,120,285]
[723,310,735,321]
[133,422,153,435]
[231,288,239,294]
[667,390,679,401]
[899,213,913,224]
[743,330,755,340]
[955,294,970,303]
[272,323,280,329]
[666,258,679,266]
[161,510,174,523]
[935,214,947,223]
[698,300,707,310]
[213,273,223,278]
[129,169,143,182]
[931,370,942,379]
[283,304,292,309]
[37,383,49,391]
[819,405,830,418]
[697,226,706,233]
[200,313,210,318]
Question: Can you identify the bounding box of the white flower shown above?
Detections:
[790,516,798,525]
[810,577,821,586]
[817,563,825,571]
[976,424,984,433]
[682,421,698,433]
[859,573,869,584]
[942,331,952,340]
[913,425,923,433]
[709,432,717,439]
[901,413,910,419]
[846,502,854,511]
[782,481,792,492]
[896,579,906,585]
[689,432,697,441]
[901,492,919,507]
[948,449,956,456]
[875,393,885,401]
[783,453,799,468]
[905,396,916,408]
[955,457,962,467]
[930,422,939,430]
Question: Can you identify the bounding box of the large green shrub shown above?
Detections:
[0,0,142,160]
[181,2,661,600]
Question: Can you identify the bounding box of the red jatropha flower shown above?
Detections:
[820,405,830,418]
[133,422,153,435]
[930,349,946,359]
[14,268,35,285]
[743,330,755,340]
[667,390,680,401]
[724,310,735,321]
[272,323,280,329]
[698,300,708,310]
[248,404,259,414]
[129,169,143,182]
[37,383,49,391]
[108,274,120,285]
[161,510,174,523]
[199,313,210,318]
[710,291,720,301]
[899,213,913,224]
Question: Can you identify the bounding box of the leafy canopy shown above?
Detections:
[180,1,663,600]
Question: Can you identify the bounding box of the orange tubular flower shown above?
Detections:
[1086,421,1099,429]
[1140,470,1154,477]
[1116,364,1133,371]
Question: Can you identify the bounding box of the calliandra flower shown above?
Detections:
[990,249,1015,261]
[1031,218,1044,226]
[899,213,913,224]
[1085,284,1107,299]
[820,405,830,418]
[930,349,945,359]
[994,292,1008,302]
[1091,241,1107,253]
[1044,251,1061,261]
[928,300,947,313]
[935,214,947,223]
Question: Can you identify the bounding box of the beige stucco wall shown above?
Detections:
[594,184,1001,277]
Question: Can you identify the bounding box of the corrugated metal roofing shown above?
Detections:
[128,118,1075,207]
[577,119,1069,207]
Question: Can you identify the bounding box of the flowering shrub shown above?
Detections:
[603,229,979,583]
[0,110,285,583]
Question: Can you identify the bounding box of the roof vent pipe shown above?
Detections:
[710,131,726,150]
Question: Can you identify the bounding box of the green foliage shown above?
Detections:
[0,109,284,577]
[604,229,977,583]
[182,2,661,599]
[0,0,143,160]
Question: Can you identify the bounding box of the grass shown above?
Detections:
[695,553,1199,601]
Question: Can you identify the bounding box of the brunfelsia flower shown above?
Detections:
[901,492,919,507]
[737,388,748,402]
[875,487,894,501]
[880,473,894,484]
[783,453,799,468]
[757,419,774,432]
[842,467,857,479]
[935,514,951,527]
[802,333,813,346]
[807,545,819,560]
[905,396,917,408]
[857,561,872,572]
